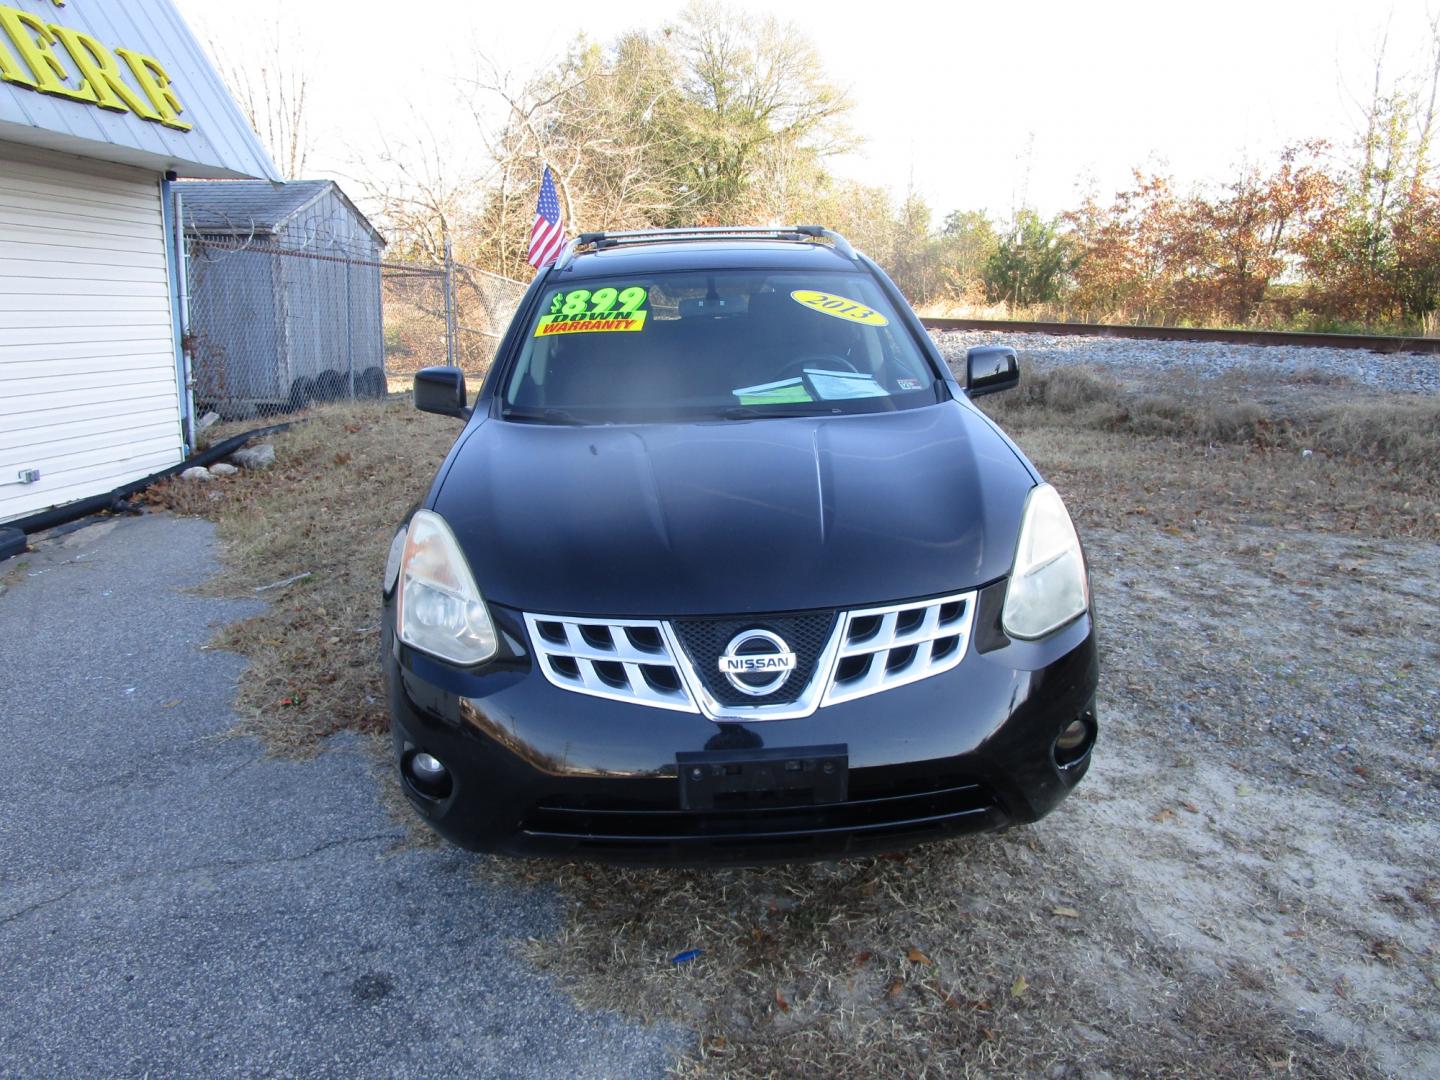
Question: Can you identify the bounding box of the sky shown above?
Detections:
[175,0,1440,223]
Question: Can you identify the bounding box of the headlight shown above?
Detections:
[395,510,498,664]
[1001,484,1089,640]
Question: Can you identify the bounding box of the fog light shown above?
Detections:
[405,751,452,798]
[1054,712,1095,768]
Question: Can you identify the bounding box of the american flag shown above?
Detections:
[527,167,566,268]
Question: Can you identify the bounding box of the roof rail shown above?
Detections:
[552,225,855,270]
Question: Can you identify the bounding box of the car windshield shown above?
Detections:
[502,269,944,423]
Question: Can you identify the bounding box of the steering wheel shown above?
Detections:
[776,353,861,380]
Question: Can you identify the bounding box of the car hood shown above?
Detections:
[433,403,1034,617]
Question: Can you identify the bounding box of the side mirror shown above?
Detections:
[414,366,470,419]
[965,345,1020,397]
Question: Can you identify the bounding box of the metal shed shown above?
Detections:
[178,180,387,415]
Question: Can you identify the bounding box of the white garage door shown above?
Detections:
[0,145,183,524]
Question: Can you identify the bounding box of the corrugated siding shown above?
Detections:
[0,147,181,523]
[0,0,277,180]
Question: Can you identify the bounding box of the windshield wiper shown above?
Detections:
[718,405,840,420]
[503,406,591,425]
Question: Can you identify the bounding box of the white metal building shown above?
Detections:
[0,0,277,524]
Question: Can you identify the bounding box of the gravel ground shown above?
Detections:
[1071,522,1440,1076]
[932,329,1440,398]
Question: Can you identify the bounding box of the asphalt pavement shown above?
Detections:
[0,513,677,1078]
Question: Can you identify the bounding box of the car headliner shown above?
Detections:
[551,239,860,280]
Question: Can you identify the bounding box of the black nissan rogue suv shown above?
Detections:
[381,226,1098,864]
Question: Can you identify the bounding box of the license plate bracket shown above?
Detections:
[677,744,848,811]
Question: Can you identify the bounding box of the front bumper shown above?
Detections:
[383,585,1098,866]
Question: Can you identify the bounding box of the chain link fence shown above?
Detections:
[185,236,527,418]
[379,261,449,388]
[452,265,530,377]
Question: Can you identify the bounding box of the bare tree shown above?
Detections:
[1410,6,1440,191]
[212,21,313,179]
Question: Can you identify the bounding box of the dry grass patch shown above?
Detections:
[981,367,1440,486]
[1011,427,1440,542]
[978,370,1440,541]
[146,399,459,752]
[491,835,1375,1079]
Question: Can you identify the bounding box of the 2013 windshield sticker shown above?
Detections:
[790,290,889,326]
[535,286,649,336]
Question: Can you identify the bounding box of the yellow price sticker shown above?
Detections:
[790,290,889,326]
[534,310,649,336]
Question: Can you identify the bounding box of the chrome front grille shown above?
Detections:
[523,590,978,720]
[522,614,697,712]
[822,593,976,706]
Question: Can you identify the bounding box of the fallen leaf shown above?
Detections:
[773,988,790,1013]
[1180,801,1200,813]
[852,951,872,967]
[1151,808,1176,823]
[1011,974,1029,998]
[886,979,904,999]
[1052,906,1081,919]
[906,946,931,965]
[161,699,180,709]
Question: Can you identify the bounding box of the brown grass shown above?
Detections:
[495,838,1373,1079]
[981,367,1440,484]
[979,369,1440,541]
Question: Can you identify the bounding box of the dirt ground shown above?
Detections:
[143,347,1439,1078]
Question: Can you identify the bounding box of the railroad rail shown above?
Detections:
[918,317,1440,355]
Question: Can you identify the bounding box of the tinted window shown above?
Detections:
[502,270,943,423]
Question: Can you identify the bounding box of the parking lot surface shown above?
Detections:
[0,514,676,1078]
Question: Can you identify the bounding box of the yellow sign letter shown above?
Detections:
[114,47,191,131]
[0,4,96,103]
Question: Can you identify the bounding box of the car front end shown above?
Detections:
[381,227,1098,865]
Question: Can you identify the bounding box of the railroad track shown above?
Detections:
[918,317,1440,355]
